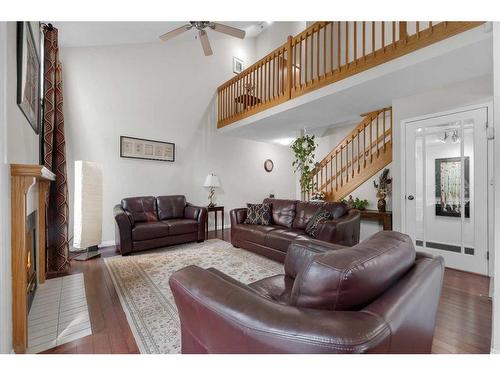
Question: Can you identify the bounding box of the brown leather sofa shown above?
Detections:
[169,231,445,354]
[231,198,360,262]
[113,195,207,255]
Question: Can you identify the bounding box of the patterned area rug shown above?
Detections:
[104,239,283,353]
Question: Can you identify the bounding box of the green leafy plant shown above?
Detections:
[341,196,369,210]
[291,135,317,193]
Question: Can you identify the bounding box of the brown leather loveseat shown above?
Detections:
[169,231,445,354]
[231,198,360,262]
[113,195,207,255]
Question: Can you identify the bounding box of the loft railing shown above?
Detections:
[217,21,483,128]
[304,107,392,202]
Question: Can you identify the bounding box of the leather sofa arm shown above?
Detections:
[169,265,391,354]
[285,239,346,278]
[185,203,208,242]
[113,204,133,255]
[230,207,247,225]
[316,209,360,246]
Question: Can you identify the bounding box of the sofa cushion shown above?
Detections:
[263,198,297,228]
[292,201,325,229]
[157,195,186,220]
[305,209,332,238]
[322,202,348,219]
[122,196,158,223]
[244,203,272,225]
[290,231,416,311]
[265,228,306,253]
[163,218,198,235]
[132,221,169,241]
[234,224,278,245]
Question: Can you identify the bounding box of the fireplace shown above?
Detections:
[26,210,37,311]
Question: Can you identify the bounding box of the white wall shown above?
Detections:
[60,37,297,245]
[392,75,493,233]
[0,21,41,354]
[492,21,500,354]
[254,22,306,59]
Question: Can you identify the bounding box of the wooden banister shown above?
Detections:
[305,107,392,202]
[217,21,484,128]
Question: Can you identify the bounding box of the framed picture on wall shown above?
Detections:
[233,57,244,74]
[435,157,470,218]
[120,136,175,162]
[16,21,40,134]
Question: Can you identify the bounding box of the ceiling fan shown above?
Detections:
[159,21,246,56]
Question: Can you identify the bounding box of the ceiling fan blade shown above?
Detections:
[211,23,246,39]
[199,30,213,56]
[159,24,191,41]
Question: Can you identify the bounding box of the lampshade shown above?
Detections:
[73,161,103,249]
[203,173,221,188]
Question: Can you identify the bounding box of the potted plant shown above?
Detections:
[291,135,317,195]
[342,195,369,210]
[310,191,326,201]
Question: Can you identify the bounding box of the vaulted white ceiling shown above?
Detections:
[53,21,266,48]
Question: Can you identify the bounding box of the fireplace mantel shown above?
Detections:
[11,163,55,354]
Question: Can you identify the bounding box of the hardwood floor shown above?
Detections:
[41,228,492,354]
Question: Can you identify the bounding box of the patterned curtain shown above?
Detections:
[43,25,69,273]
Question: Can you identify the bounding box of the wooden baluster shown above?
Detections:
[345,21,349,66]
[357,129,361,173]
[384,109,387,152]
[330,22,333,73]
[351,134,355,178]
[321,161,324,190]
[337,22,341,70]
[363,123,367,168]
[345,141,349,184]
[430,21,434,33]
[323,24,326,77]
[272,55,275,99]
[310,31,313,83]
[316,25,320,81]
[305,34,308,84]
[362,21,366,60]
[372,21,375,55]
[340,144,343,187]
[376,112,380,157]
[335,150,339,191]
[392,21,396,47]
[330,155,333,194]
[382,21,385,51]
[390,108,393,145]
[399,21,407,44]
[267,59,270,102]
[354,22,357,63]
[259,63,263,104]
[370,117,373,163]
[416,22,420,39]
[245,73,249,110]
[299,37,303,87]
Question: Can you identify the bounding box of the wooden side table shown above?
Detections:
[206,206,224,239]
[359,210,392,230]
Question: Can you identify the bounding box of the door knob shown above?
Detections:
[407,195,414,200]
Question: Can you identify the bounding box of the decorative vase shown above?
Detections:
[377,197,386,212]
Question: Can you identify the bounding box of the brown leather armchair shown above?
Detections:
[231,198,360,262]
[169,231,444,354]
[114,195,207,255]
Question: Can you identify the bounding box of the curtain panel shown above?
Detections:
[43,25,69,273]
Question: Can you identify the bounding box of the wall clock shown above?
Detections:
[264,159,274,172]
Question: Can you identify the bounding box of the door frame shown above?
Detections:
[400,102,494,276]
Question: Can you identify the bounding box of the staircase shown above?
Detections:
[305,107,392,201]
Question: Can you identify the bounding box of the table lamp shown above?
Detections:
[203,173,221,207]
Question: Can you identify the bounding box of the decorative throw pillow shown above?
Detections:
[244,203,272,225]
[305,209,332,238]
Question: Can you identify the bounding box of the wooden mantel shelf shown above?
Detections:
[11,164,56,181]
[10,164,55,353]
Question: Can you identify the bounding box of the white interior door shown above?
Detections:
[405,107,489,275]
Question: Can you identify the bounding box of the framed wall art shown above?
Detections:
[17,21,40,134]
[233,57,244,74]
[120,136,175,162]
[435,157,470,218]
